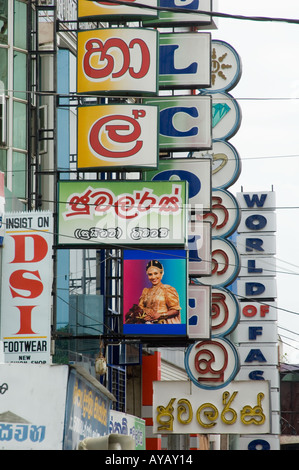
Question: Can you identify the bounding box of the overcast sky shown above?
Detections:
[212,1,299,362]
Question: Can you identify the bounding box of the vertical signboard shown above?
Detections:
[233,191,280,450]
[0,212,53,364]
[77,28,158,96]
[159,33,211,90]
[144,95,212,151]
[63,367,113,450]
[77,103,159,170]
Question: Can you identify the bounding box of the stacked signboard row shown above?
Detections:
[55,0,273,440]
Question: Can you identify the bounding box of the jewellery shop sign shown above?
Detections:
[153,380,270,435]
[57,180,188,247]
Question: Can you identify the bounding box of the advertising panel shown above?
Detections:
[144,95,212,151]
[205,40,242,93]
[185,337,239,389]
[153,380,271,435]
[189,140,241,190]
[77,28,158,95]
[188,221,211,276]
[0,212,53,364]
[144,158,211,212]
[109,410,146,450]
[188,284,211,339]
[77,104,158,170]
[159,33,211,90]
[78,0,158,21]
[0,364,68,449]
[63,367,113,450]
[122,249,188,337]
[57,180,188,247]
[143,0,213,27]
[202,189,241,239]
[207,92,242,141]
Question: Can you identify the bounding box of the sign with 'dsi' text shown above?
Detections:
[1,212,53,364]
[77,104,158,170]
[77,28,158,95]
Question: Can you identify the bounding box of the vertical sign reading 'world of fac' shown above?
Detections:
[0,212,53,364]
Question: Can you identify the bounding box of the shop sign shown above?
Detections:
[185,337,239,389]
[189,140,241,190]
[63,367,113,450]
[238,256,276,277]
[237,234,276,255]
[78,0,158,21]
[202,188,240,238]
[203,40,242,93]
[237,435,280,451]
[122,249,188,337]
[188,285,211,340]
[152,380,270,434]
[239,301,277,322]
[200,91,241,141]
[237,277,277,299]
[188,221,211,277]
[0,364,68,449]
[202,237,240,287]
[109,410,146,450]
[77,104,158,170]
[143,0,214,27]
[77,28,158,95]
[144,158,212,212]
[237,191,276,210]
[0,212,53,364]
[144,95,212,151]
[159,33,211,90]
[233,322,278,344]
[238,344,278,367]
[237,211,276,234]
[57,180,188,247]
[235,365,280,387]
[211,287,240,337]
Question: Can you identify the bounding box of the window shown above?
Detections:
[0,0,8,45]
[14,0,27,50]
[13,51,27,100]
[13,100,27,150]
[0,94,6,145]
[12,150,26,199]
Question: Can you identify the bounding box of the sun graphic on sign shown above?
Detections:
[211,48,232,86]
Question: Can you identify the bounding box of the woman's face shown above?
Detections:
[147,266,163,286]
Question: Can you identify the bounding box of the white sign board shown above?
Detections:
[0,364,68,449]
[153,380,271,435]
[0,212,53,364]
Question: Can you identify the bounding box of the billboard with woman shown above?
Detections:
[123,249,188,337]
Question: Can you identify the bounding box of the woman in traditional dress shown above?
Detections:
[137,260,181,324]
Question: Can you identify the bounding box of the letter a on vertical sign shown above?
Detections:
[0,212,53,364]
[77,28,158,96]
